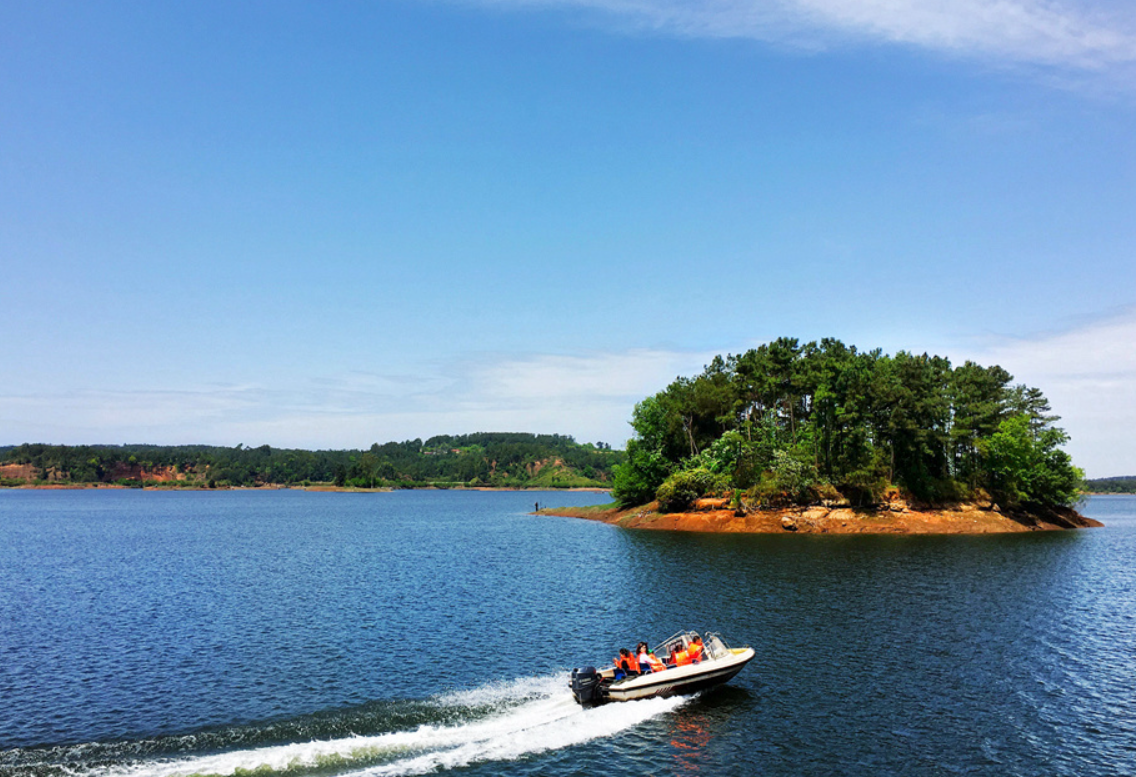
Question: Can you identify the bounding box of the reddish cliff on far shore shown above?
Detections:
[541,496,1101,535]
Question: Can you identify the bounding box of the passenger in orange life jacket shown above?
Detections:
[612,648,638,679]
[637,642,666,673]
[687,635,704,663]
[673,644,692,666]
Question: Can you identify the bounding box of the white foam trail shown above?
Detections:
[431,673,566,708]
[359,692,687,777]
[87,674,689,777]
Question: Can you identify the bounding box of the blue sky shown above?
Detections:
[2,0,1134,476]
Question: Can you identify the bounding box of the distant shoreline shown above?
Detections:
[2,483,611,493]
[539,498,1102,535]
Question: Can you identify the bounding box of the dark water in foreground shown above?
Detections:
[1,490,1134,776]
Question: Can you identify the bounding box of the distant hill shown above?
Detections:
[0,434,623,489]
[1084,476,1136,494]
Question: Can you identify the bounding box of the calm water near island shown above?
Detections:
[1,489,1134,776]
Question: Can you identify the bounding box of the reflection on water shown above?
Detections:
[669,714,712,773]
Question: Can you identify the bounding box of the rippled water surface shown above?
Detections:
[1,490,1134,776]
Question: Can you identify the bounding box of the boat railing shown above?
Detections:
[610,630,740,673]
[650,630,735,665]
[702,632,733,660]
[653,630,693,665]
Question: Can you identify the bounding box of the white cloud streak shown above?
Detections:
[948,308,1136,478]
[0,349,714,450]
[474,0,1136,73]
[4,317,1130,477]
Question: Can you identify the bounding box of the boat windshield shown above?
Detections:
[606,631,738,671]
[702,632,733,660]
[653,631,693,664]
[650,630,735,662]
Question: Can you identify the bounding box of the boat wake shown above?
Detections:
[5,674,690,777]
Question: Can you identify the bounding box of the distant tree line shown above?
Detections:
[612,337,1083,511]
[1084,477,1136,494]
[0,433,621,489]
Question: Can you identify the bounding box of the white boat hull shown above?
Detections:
[601,647,755,703]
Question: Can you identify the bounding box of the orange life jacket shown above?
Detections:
[674,647,691,666]
[642,652,666,672]
[614,655,636,675]
[688,642,704,662]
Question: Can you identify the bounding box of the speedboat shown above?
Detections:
[569,630,754,706]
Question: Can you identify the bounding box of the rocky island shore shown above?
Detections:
[541,495,1101,535]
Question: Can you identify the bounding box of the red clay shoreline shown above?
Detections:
[539,497,1102,535]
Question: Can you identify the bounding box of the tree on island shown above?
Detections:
[611,337,1083,512]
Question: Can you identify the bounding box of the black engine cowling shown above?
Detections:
[570,666,605,706]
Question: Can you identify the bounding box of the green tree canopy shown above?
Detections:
[611,338,1082,510]
[0,433,623,490]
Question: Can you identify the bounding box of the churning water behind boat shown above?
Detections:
[1,674,692,777]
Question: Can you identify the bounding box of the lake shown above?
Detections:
[1,490,1134,776]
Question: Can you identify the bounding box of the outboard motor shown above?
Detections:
[570,666,605,706]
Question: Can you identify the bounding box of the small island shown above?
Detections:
[541,495,1101,534]
[549,337,1099,534]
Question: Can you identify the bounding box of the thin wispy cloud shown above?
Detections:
[0,350,712,450]
[950,308,1136,478]
[795,0,1135,68]
[478,0,1136,73]
[3,326,1129,474]
[470,348,711,402]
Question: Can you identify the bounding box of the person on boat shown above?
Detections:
[612,648,638,679]
[636,643,652,673]
[673,644,692,666]
[637,643,666,673]
[687,635,704,663]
